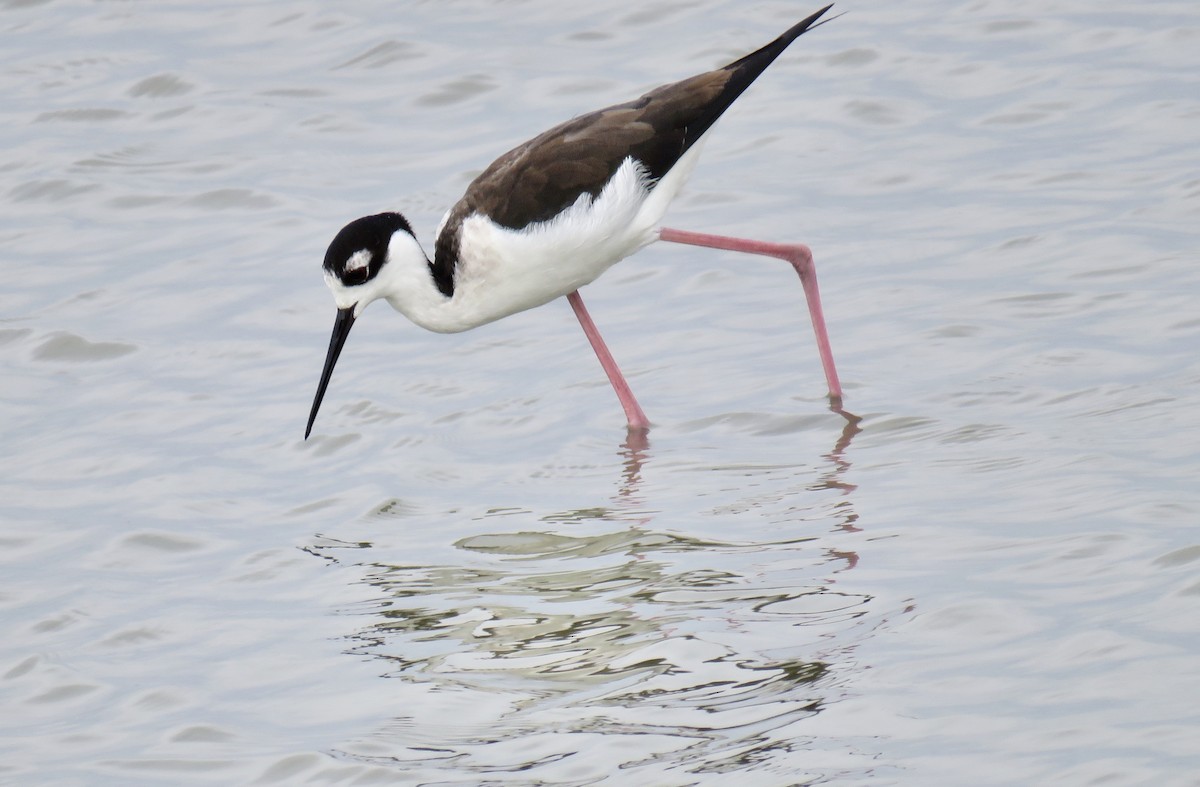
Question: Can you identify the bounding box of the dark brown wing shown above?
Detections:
[449,69,729,229]
[430,5,833,296]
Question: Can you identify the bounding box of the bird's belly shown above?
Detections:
[448,222,646,330]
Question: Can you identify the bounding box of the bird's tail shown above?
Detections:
[724,5,839,85]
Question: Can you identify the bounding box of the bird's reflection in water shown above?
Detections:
[822,403,863,544]
[308,405,877,778]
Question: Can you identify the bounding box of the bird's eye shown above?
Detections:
[342,249,373,285]
[342,266,369,286]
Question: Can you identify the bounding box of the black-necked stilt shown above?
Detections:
[306,5,842,439]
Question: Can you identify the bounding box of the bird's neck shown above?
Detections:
[371,230,477,334]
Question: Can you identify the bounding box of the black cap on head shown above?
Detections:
[324,212,414,286]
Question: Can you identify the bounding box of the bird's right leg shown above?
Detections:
[658,227,842,401]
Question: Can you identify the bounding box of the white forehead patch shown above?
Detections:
[346,248,373,273]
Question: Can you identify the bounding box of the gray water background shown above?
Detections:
[2,1,1198,784]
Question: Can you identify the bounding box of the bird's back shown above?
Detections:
[431,5,834,297]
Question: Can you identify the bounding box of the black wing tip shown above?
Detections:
[723,4,839,77]
[808,5,848,32]
[778,5,839,48]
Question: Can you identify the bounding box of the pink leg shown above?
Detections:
[567,290,650,431]
[658,226,843,401]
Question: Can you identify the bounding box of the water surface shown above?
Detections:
[2,1,1198,784]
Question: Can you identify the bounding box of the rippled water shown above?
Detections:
[3,1,1198,784]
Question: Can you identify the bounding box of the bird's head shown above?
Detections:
[322,212,415,316]
[305,212,417,439]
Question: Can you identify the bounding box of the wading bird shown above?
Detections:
[306,5,842,438]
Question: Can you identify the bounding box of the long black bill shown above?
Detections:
[305,306,357,439]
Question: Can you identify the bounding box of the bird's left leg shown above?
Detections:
[567,290,650,431]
